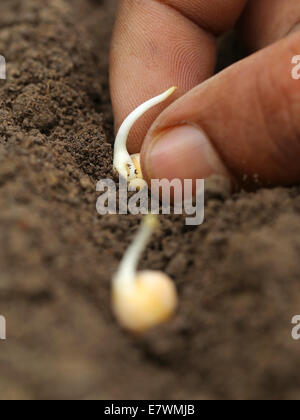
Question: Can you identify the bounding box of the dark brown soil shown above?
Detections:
[1,0,300,400]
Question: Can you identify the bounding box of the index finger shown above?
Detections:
[110,0,247,153]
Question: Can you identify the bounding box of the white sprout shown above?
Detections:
[113,87,178,181]
[112,215,178,333]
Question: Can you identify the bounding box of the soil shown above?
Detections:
[1,0,300,401]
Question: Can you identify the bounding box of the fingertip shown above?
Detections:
[141,123,231,184]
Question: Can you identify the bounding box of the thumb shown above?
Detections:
[141,32,300,190]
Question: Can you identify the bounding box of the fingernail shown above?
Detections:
[145,124,230,182]
[288,23,300,35]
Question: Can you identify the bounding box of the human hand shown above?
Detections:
[110,0,300,189]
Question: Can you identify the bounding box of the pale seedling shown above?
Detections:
[113,87,177,182]
[112,215,178,332]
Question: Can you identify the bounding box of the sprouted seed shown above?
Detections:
[113,87,178,183]
[112,215,178,333]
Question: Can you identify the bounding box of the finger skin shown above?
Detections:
[155,0,248,35]
[110,0,247,154]
[240,0,300,50]
[141,32,300,188]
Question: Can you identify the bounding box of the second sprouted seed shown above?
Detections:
[113,87,177,183]
[112,215,178,332]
